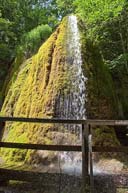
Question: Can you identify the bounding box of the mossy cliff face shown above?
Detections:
[1,17,121,165]
[1,18,71,164]
[81,38,118,120]
[80,11,128,157]
[81,36,120,149]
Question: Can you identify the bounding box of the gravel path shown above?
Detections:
[0,173,128,193]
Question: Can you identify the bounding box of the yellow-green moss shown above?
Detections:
[1,17,122,165]
[0,17,72,164]
[94,126,120,147]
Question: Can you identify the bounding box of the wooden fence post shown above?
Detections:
[82,123,89,192]
[88,124,94,193]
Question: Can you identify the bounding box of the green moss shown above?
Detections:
[79,21,121,150]
[94,126,120,147]
[112,71,128,119]
[92,125,120,159]
[0,17,72,165]
[80,29,118,119]
[1,16,123,165]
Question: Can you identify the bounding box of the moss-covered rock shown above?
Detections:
[80,27,121,152]
[0,17,70,164]
[81,38,118,119]
[1,16,123,165]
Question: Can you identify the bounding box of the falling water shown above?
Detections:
[66,15,87,120]
[54,15,87,174]
[55,15,87,121]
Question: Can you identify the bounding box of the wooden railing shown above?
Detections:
[0,116,128,193]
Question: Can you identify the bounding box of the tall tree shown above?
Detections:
[56,0,75,18]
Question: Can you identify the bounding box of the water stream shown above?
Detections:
[55,15,87,120]
[55,15,87,174]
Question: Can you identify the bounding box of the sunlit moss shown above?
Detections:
[0,17,71,164]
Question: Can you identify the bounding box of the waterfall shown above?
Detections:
[55,15,87,174]
[66,15,87,120]
[55,15,87,121]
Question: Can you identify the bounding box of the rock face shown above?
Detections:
[0,16,121,165]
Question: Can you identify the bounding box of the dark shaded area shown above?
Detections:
[0,171,128,193]
[115,126,128,146]
[94,174,116,193]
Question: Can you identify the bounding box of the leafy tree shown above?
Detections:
[19,24,52,58]
[0,17,14,61]
[74,0,128,72]
[75,0,125,22]
[0,0,59,64]
[0,0,56,102]
[56,0,75,18]
[74,0,125,38]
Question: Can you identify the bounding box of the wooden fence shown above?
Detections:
[0,116,128,193]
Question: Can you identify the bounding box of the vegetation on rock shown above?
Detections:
[1,17,75,164]
[0,0,128,165]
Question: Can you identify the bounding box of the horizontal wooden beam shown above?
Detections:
[0,117,128,126]
[0,142,81,152]
[87,119,128,126]
[0,116,85,124]
[0,168,59,182]
[93,146,128,153]
[0,142,128,153]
